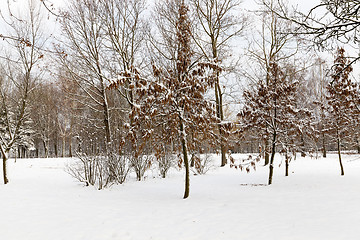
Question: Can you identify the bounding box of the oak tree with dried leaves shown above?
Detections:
[326,48,359,176]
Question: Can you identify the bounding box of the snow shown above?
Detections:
[1,154,360,239]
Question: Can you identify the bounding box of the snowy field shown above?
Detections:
[1,153,360,240]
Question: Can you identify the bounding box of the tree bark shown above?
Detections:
[2,151,8,184]
[43,140,48,158]
[54,141,58,158]
[180,117,190,199]
[62,136,66,158]
[285,154,289,177]
[300,134,306,157]
[268,132,276,185]
[215,79,227,167]
[337,136,344,176]
[322,131,327,158]
[264,140,270,165]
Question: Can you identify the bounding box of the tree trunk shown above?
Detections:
[43,140,48,158]
[264,140,270,165]
[268,132,276,185]
[100,78,111,149]
[285,153,289,177]
[54,141,58,158]
[69,141,72,157]
[300,134,306,157]
[179,118,190,199]
[62,136,66,158]
[337,137,344,176]
[322,131,327,158]
[215,80,226,167]
[2,151,8,184]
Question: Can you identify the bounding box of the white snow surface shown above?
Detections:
[1,153,360,240]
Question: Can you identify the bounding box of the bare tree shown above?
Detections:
[56,0,112,150]
[190,0,247,166]
[0,0,46,184]
[268,0,360,68]
[100,0,147,111]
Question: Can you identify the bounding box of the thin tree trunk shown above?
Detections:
[285,153,289,177]
[69,139,72,157]
[337,136,344,176]
[268,132,276,185]
[179,117,190,199]
[43,140,48,158]
[264,140,270,165]
[62,136,66,158]
[300,134,306,157]
[2,151,8,184]
[54,141,58,158]
[322,131,327,158]
[215,80,226,167]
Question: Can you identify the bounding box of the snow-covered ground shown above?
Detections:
[1,153,360,240]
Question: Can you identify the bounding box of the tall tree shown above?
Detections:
[244,0,301,165]
[114,0,217,198]
[56,0,112,150]
[239,61,303,184]
[326,47,359,176]
[0,0,46,183]
[190,0,247,166]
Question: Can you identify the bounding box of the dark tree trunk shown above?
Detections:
[322,131,327,158]
[264,136,270,166]
[216,81,226,167]
[54,141,58,158]
[43,140,48,158]
[285,154,289,177]
[268,132,276,185]
[69,141,72,157]
[264,140,269,165]
[180,119,190,199]
[190,154,195,168]
[300,134,306,157]
[2,152,8,184]
[337,137,344,176]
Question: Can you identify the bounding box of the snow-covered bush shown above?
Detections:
[190,153,214,175]
[130,155,154,181]
[157,153,176,178]
[66,153,109,190]
[107,153,131,184]
[67,151,131,189]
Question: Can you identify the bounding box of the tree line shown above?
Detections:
[0,0,359,198]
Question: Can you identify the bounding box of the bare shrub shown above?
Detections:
[157,153,176,178]
[66,153,109,190]
[67,151,131,189]
[107,153,131,184]
[130,154,154,181]
[191,153,214,175]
